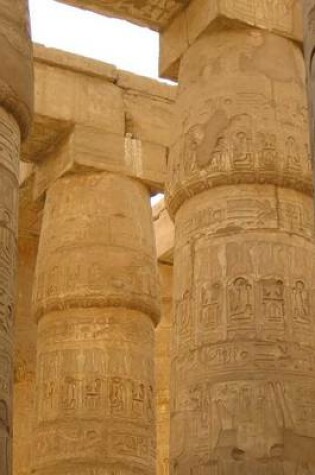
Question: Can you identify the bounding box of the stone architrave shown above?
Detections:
[164,1,315,473]
[0,2,33,474]
[304,1,315,189]
[32,172,160,475]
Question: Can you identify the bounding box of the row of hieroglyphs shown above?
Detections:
[169,125,312,189]
[173,240,315,346]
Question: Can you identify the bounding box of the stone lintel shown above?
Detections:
[160,0,303,80]
[28,45,175,160]
[33,126,168,199]
[55,0,189,32]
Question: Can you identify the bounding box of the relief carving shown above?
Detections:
[228,277,253,324]
[260,278,285,324]
[292,281,310,325]
[232,131,253,171]
[199,282,222,329]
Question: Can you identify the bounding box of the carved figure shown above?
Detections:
[228,278,253,321]
[200,282,221,328]
[210,136,229,172]
[232,131,253,170]
[258,132,277,170]
[285,136,302,172]
[261,279,285,323]
[293,281,310,324]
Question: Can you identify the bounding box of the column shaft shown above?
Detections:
[0,2,33,474]
[156,264,172,475]
[304,1,315,187]
[13,235,39,475]
[167,28,315,473]
[0,107,20,475]
[32,173,160,475]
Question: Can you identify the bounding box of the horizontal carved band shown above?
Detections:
[34,296,161,327]
[166,172,313,218]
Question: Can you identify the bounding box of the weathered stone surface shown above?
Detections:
[0,106,20,475]
[56,0,189,31]
[21,46,175,195]
[166,29,311,217]
[32,173,160,474]
[0,0,33,138]
[156,264,172,475]
[160,0,303,80]
[33,126,168,199]
[13,236,38,475]
[166,20,315,474]
[304,0,315,187]
[29,45,175,148]
[0,4,33,474]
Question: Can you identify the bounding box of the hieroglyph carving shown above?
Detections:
[0,0,33,138]
[32,173,159,475]
[304,1,315,185]
[167,24,315,474]
[0,107,20,475]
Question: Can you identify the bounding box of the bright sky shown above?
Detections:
[29,0,160,80]
[29,0,165,205]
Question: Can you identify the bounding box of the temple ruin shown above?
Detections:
[1,1,315,474]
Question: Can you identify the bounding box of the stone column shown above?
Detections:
[156,263,172,475]
[0,2,33,474]
[163,4,315,473]
[13,173,40,475]
[32,172,160,475]
[304,1,315,184]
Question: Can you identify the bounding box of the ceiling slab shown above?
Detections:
[56,0,189,30]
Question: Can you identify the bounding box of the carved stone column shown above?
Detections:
[156,263,172,475]
[304,1,315,185]
[0,2,33,474]
[163,3,315,473]
[32,172,160,475]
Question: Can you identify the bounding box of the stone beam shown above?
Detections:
[22,45,175,194]
[31,45,175,148]
[33,125,168,199]
[56,0,189,31]
[160,0,303,80]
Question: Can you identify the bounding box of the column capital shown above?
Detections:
[0,0,33,139]
[160,0,303,80]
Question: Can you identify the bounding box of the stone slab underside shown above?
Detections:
[56,0,189,30]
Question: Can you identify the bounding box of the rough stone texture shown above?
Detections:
[0,106,20,475]
[56,0,189,31]
[13,173,40,475]
[12,46,175,475]
[0,4,33,474]
[160,0,303,80]
[156,264,172,475]
[22,45,175,196]
[166,25,315,473]
[13,237,38,475]
[32,173,160,475]
[0,0,33,139]
[304,0,315,188]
